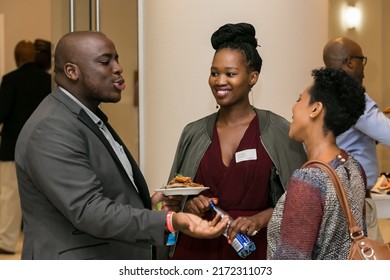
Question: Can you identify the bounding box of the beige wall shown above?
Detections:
[0,0,51,75]
[139,0,328,190]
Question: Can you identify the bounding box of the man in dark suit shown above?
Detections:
[14,31,227,260]
[0,40,51,254]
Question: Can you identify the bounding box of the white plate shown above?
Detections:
[154,187,209,196]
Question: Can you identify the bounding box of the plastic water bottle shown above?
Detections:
[209,201,256,258]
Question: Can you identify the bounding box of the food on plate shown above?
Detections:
[378,183,390,190]
[383,106,390,114]
[377,175,390,190]
[165,175,204,189]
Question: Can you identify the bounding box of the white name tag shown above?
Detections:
[235,149,257,163]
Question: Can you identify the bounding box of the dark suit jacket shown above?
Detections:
[0,62,51,160]
[15,87,166,259]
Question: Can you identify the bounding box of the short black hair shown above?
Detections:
[310,67,365,136]
[211,22,262,72]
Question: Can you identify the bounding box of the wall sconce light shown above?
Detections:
[344,5,361,29]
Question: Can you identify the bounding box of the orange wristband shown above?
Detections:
[166,211,176,233]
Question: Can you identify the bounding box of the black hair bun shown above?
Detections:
[211,22,258,50]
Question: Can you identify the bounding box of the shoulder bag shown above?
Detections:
[303,160,390,260]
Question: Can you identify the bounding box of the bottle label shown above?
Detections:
[209,201,256,258]
[233,233,257,258]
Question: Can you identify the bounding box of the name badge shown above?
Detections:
[235,149,257,163]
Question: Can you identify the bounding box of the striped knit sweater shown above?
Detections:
[267,151,366,259]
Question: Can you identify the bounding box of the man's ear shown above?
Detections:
[343,57,354,70]
[64,63,79,81]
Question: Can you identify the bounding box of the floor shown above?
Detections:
[0,232,23,260]
[1,219,390,260]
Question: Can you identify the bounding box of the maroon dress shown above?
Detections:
[171,116,273,259]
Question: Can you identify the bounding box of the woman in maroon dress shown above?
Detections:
[167,22,307,259]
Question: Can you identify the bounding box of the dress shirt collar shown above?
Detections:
[59,86,102,125]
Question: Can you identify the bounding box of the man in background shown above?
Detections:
[0,40,51,254]
[34,39,52,73]
[323,37,390,242]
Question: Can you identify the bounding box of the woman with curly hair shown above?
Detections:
[167,22,307,259]
[267,67,366,259]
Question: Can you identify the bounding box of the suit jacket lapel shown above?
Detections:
[103,119,152,209]
[53,87,152,209]
[95,109,152,209]
[77,109,120,164]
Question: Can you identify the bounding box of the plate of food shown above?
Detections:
[155,175,209,196]
[372,175,390,194]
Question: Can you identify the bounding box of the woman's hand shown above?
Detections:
[184,195,218,217]
[226,208,274,242]
[172,212,229,239]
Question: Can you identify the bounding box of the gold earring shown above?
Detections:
[310,113,314,118]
